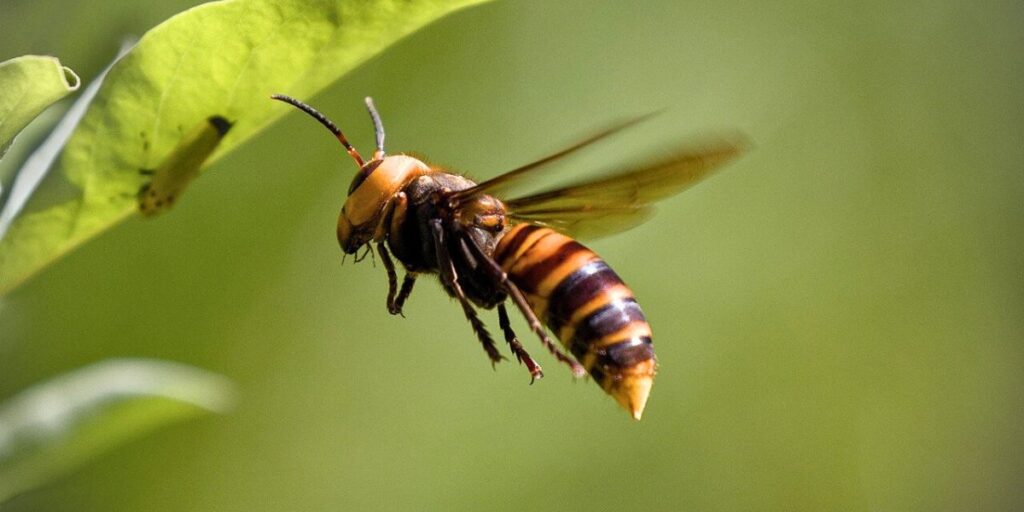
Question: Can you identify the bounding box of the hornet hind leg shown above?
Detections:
[498,303,544,383]
[457,229,586,378]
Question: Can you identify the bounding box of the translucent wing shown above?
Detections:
[448,114,657,203]
[508,206,656,240]
[497,137,747,239]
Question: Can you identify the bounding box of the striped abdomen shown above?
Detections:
[493,224,656,419]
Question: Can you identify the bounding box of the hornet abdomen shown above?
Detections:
[493,224,656,418]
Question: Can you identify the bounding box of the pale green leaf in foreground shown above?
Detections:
[0,358,234,503]
[0,55,80,159]
[0,43,132,241]
[0,0,490,294]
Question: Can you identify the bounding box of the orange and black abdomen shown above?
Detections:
[493,224,656,419]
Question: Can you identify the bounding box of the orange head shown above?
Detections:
[271,95,427,254]
[337,154,430,253]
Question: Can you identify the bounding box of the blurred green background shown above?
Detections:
[1,0,1022,510]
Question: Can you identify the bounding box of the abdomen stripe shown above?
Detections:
[494,225,656,391]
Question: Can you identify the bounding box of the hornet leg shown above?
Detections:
[458,230,585,377]
[376,242,401,315]
[430,220,504,367]
[392,273,417,316]
[375,192,413,316]
[498,303,544,383]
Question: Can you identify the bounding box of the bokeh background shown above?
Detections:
[1,0,1021,510]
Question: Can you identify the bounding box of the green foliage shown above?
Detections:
[0,0,489,501]
[2,0,1021,511]
[0,0,489,294]
[0,55,79,158]
[0,359,234,503]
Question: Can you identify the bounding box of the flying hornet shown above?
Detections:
[272,94,745,419]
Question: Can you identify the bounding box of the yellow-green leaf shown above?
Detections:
[0,55,80,158]
[0,0,490,295]
[137,116,233,216]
